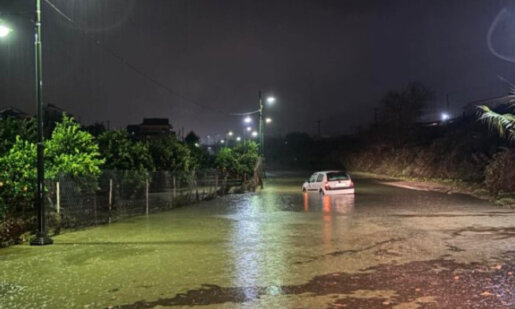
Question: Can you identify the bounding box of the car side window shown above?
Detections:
[316,174,324,182]
[309,174,317,183]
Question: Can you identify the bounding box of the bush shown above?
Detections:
[0,218,33,247]
[484,149,515,194]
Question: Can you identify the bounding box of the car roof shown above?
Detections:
[315,170,346,174]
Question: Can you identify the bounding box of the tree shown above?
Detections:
[45,115,104,183]
[0,137,36,216]
[0,117,36,156]
[377,82,433,145]
[97,130,154,171]
[215,147,240,175]
[215,141,259,176]
[479,103,515,143]
[0,115,105,215]
[184,131,200,146]
[233,141,259,175]
[147,136,192,172]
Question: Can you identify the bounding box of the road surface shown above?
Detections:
[0,172,513,308]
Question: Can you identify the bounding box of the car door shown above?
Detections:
[315,173,325,190]
[308,173,317,191]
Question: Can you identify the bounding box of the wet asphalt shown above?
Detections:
[0,171,513,308]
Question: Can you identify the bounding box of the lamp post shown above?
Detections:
[29,0,52,245]
[0,7,50,245]
[258,92,275,182]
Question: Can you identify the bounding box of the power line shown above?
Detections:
[43,0,236,118]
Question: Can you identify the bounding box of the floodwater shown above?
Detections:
[0,172,513,308]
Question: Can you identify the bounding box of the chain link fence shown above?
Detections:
[44,169,243,232]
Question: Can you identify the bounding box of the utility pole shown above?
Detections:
[258,91,264,156]
[258,91,266,185]
[31,0,52,246]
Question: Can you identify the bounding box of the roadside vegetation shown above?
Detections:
[267,82,515,206]
[0,116,259,247]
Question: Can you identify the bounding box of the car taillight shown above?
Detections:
[324,182,330,190]
[350,180,354,188]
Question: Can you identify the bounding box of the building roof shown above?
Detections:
[142,118,170,126]
[0,106,30,119]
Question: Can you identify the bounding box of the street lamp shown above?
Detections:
[228,131,234,136]
[252,131,258,138]
[244,116,252,124]
[441,112,450,122]
[266,117,272,124]
[246,126,252,132]
[236,136,241,142]
[1,1,52,245]
[0,24,12,38]
[267,96,276,104]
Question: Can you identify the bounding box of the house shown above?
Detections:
[0,106,30,120]
[127,118,176,139]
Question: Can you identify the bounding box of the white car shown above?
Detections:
[302,171,355,195]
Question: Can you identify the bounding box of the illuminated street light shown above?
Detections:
[266,117,272,124]
[267,96,276,104]
[441,112,450,121]
[0,24,12,38]
[228,131,234,136]
[252,131,258,137]
[236,136,241,141]
[244,116,252,124]
[246,126,252,132]
[220,139,225,144]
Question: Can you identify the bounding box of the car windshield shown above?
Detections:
[327,172,349,181]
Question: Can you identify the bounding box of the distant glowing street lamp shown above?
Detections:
[441,112,450,121]
[228,131,233,136]
[236,136,241,142]
[0,24,12,38]
[244,116,252,124]
[252,131,258,138]
[266,96,276,104]
[220,139,225,144]
[266,117,272,124]
[246,126,252,132]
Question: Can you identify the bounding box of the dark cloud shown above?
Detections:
[1,0,515,138]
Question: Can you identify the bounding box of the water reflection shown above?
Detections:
[303,193,309,212]
[229,194,287,303]
[302,194,355,215]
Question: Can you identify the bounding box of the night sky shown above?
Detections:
[2,0,515,139]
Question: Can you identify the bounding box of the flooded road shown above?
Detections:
[0,172,514,308]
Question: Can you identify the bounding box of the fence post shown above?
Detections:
[172,174,177,200]
[215,174,219,196]
[194,171,199,202]
[108,178,113,224]
[56,181,60,215]
[93,195,97,225]
[145,177,149,216]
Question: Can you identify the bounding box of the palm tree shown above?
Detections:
[478,103,515,142]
